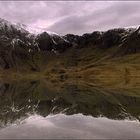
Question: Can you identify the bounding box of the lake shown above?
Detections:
[0,79,140,139]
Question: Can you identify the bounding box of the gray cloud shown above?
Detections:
[0,1,140,35]
[48,1,140,35]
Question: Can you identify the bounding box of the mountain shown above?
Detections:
[0,18,140,80]
[0,18,71,70]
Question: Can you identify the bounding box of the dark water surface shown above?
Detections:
[0,80,140,139]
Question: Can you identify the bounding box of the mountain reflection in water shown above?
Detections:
[0,79,140,139]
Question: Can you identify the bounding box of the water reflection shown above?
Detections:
[0,79,140,129]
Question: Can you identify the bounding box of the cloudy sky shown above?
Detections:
[0,1,140,35]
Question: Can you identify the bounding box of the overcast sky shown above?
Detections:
[0,1,140,35]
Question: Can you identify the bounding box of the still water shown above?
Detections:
[0,80,140,139]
